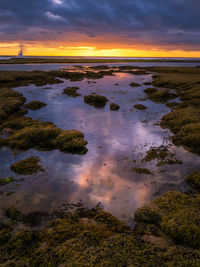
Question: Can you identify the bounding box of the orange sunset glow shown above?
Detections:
[1,42,200,57]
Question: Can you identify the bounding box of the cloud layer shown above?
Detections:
[0,0,200,50]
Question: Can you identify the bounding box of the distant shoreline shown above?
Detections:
[0,57,200,64]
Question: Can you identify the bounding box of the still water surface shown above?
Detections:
[0,69,200,225]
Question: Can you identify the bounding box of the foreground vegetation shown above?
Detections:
[0,177,200,266]
[146,67,200,155]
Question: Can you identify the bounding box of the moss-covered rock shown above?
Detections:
[110,102,120,110]
[84,94,108,108]
[63,86,80,97]
[10,156,44,175]
[55,130,88,154]
[24,100,47,110]
[186,171,200,191]
[134,104,148,110]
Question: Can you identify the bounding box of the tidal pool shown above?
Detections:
[0,69,200,225]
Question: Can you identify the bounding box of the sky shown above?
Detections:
[0,0,200,57]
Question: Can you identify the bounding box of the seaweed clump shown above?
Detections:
[10,156,44,175]
[186,171,200,191]
[110,102,120,110]
[24,100,47,110]
[63,86,80,97]
[134,104,148,110]
[84,94,108,108]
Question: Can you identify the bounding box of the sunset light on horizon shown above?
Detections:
[0,0,200,57]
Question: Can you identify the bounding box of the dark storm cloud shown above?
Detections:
[0,0,200,49]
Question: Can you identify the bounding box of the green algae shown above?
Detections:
[134,104,148,110]
[186,171,200,191]
[63,86,80,97]
[110,102,120,110]
[10,157,44,175]
[0,177,14,186]
[24,100,47,110]
[84,94,108,108]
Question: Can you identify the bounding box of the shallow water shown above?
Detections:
[0,61,199,71]
[0,69,200,225]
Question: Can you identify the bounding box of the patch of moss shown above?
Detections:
[0,88,26,123]
[134,104,148,110]
[172,122,200,154]
[110,102,120,110]
[0,177,14,186]
[142,146,182,166]
[10,156,44,175]
[186,171,200,191]
[147,88,177,103]
[63,86,80,97]
[1,116,88,154]
[84,94,108,108]
[135,206,161,224]
[135,191,200,248]
[24,100,47,110]
[55,130,88,154]
[1,204,200,266]
[129,82,140,87]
